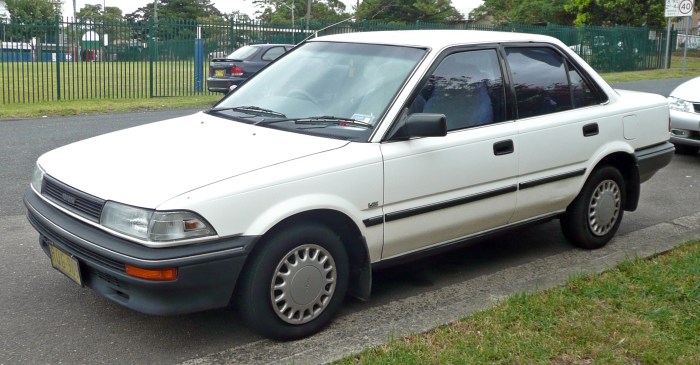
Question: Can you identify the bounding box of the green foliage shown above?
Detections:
[470,0,574,25]
[4,0,58,24]
[253,0,349,24]
[76,5,123,23]
[567,0,666,27]
[355,0,463,23]
[125,0,222,23]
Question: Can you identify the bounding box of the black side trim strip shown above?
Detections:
[519,168,586,190]
[385,185,517,222]
[363,216,384,227]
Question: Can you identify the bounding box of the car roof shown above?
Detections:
[250,44,294,48]
[310,30,561,49]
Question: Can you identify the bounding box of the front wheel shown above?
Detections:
[560,166,625,249]
[237,223,349,340]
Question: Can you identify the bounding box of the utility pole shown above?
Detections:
[305,0,310,31]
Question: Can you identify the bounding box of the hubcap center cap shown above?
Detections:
[596,190,616,224]
[290,266,323,305]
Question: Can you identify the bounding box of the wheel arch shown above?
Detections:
[240,209,372,301]
[591,151,640,211]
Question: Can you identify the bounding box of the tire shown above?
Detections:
[237,223,349,340]
[560,166,625,249]
[673,144,699,155]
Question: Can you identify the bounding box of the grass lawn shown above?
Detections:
[336,241,700,364]
[603,53,700,83]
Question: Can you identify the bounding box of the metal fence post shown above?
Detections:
[194,25,203,93]
[149,17,154,98]
[55,15,61,101]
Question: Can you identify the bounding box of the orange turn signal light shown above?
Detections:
[125,264,178,281]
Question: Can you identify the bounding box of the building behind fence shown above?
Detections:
[0,17,676,104]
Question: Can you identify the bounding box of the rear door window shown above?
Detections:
[505,47,603,119]
[505,47,572,118]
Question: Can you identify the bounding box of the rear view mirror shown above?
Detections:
[386,113,447,141]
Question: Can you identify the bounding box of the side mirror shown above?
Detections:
[386,113,447,141]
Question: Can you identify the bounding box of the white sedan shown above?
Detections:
[25,30,674,340]
[669,76,700,155]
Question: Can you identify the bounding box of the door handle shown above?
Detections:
[493,139,514,156]
[583,123,599,137]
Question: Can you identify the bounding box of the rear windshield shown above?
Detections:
[226,46,258,60]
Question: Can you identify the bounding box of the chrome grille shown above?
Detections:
[42,176,105,222]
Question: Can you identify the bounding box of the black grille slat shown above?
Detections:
[693,103,700,113]
[36,224,125,273]
[41,177,105,222]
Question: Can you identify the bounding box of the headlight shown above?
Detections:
[668,97,694,113]
[100,201,216,242]
[31,164,45,193]
[101,202,151,239]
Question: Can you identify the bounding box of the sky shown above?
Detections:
[61,0,484,19]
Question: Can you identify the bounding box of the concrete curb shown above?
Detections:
[181,212,700,365]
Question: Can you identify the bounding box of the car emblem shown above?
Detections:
[61,192,77,205]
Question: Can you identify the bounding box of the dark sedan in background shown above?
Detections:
[207,44,294,93]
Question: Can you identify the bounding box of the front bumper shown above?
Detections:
[669,109,700,147]
[24,188,258,315]
[635,142,675,183]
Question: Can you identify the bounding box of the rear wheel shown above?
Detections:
[560,166,625,249]
[237,223,348,340]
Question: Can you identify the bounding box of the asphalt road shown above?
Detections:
[1,78,699,364]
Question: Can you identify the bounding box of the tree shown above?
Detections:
[355,0,463,23]
[567,0,665,27]
[102,6,124,23]
[126,0,222,23]
[253,0,350,24]
[5,0,59,24]
[470,0,574,25]
[76,4,102,23]
[158,0,222,21]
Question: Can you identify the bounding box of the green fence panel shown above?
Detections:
[0,17,676,105]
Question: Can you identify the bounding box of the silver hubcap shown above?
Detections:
[588,179,621,236]
[270,244,336,325]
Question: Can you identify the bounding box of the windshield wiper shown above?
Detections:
[208,106,287,118]
[258,116,373,128]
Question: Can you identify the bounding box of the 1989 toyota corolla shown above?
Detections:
[25,30,674,340]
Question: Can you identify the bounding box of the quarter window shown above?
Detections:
[411,49,506,131]
[568,62,599,108]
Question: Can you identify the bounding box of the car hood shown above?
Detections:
[670,76,700,102]
[38,112,349,208]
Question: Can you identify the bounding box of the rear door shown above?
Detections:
[504,45,611,222]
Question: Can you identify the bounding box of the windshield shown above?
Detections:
[227,45,257,60]
[212,42,426,141]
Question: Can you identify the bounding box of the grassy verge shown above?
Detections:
[602,53,700,83]
[336,241,700,364]
[0,94,221,119]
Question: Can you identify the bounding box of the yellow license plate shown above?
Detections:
[215,70,225,77]
[49,243,83,286]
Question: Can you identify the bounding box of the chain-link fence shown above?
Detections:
[0,17,676,104]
